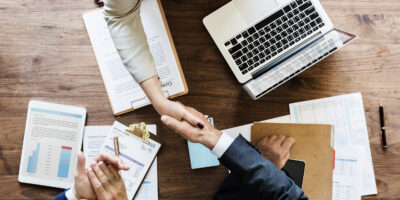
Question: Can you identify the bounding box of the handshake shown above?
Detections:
[71,100,295,200]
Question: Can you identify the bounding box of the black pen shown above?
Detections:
[379,100,387,148]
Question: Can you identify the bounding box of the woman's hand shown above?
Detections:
[140,76,205,128]
[161,106,221,149]
[155,100,205,128]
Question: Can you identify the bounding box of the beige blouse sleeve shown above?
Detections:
[103,0,157,83]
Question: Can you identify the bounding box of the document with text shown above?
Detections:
[289,93,377,195]
[18,101,86,189]
[333,145,364,200]
[83,125,159,200]
[98,121,161,199]
[83,0,187,115]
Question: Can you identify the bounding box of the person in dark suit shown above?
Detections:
[161,107,308,200]
[55,107,307,200]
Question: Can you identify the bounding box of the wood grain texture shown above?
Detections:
[0,0,399,199]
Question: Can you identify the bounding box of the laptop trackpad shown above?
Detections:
[233,0,279,24]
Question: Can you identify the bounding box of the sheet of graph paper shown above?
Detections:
[289,93,377,195]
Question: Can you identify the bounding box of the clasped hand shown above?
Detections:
[161,105,296,169]
[72,106,296,200]
[72,152,129,200]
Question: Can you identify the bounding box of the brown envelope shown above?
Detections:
[251,123,333,200]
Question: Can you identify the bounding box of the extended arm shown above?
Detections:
[215,135,307,199]
[103,0,202,126]
[103,0,156,83]
[161,107,308,200]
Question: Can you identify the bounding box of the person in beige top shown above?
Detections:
[54,2,302,200]
[102,0,203,128]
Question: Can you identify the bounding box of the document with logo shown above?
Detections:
[99,121,161,200]
[83,0,188,115]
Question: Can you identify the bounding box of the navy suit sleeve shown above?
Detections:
[214,135,308,200]
[54,190,68,200]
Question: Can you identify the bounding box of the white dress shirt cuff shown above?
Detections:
[65,189,78,200]
[211,132,236,158]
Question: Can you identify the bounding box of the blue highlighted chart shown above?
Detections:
[27,143,40,174]
[57,146,72,178]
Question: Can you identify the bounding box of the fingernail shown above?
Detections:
[99,161,103,165]
[161,115,167,122]
[197,122,204,129]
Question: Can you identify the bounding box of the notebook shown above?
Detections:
[83,0,188,115]
[251,123,334,200]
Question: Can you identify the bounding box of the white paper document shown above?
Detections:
[83,125,159,200]
[83,0,186,114]
[333,145,364,200]
[83,126,111,165]
[289,93,377,195]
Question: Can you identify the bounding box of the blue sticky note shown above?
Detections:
[187,117,219,169]
[187,141,219,169]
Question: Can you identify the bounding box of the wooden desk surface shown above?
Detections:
[0,0,399,199]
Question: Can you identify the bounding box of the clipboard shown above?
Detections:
[83,0,188,116]
[101,117,163,199]
[116,116,163,145]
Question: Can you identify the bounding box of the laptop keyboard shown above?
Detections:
[244,33,342,99]
[225,0,325,75]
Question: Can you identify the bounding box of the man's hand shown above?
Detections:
[140,77,204,129]
[72,152,96,200]
[156,100,205,129]
[88,161,128,200]
[161,106,221,149]
[72,152,129,199]
[256,135,296,169]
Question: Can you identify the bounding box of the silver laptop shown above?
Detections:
[203,0,356,99]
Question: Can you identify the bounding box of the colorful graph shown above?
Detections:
[57,146,72,178]
[27,143,40,173]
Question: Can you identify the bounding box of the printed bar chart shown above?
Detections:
[27,143,40,174]
[57,146,72,178]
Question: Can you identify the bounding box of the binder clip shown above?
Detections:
[131,90,170,110]
[126,122,150,143]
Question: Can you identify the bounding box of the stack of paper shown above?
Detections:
[222,93,377,199]
[289,93,377,196]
